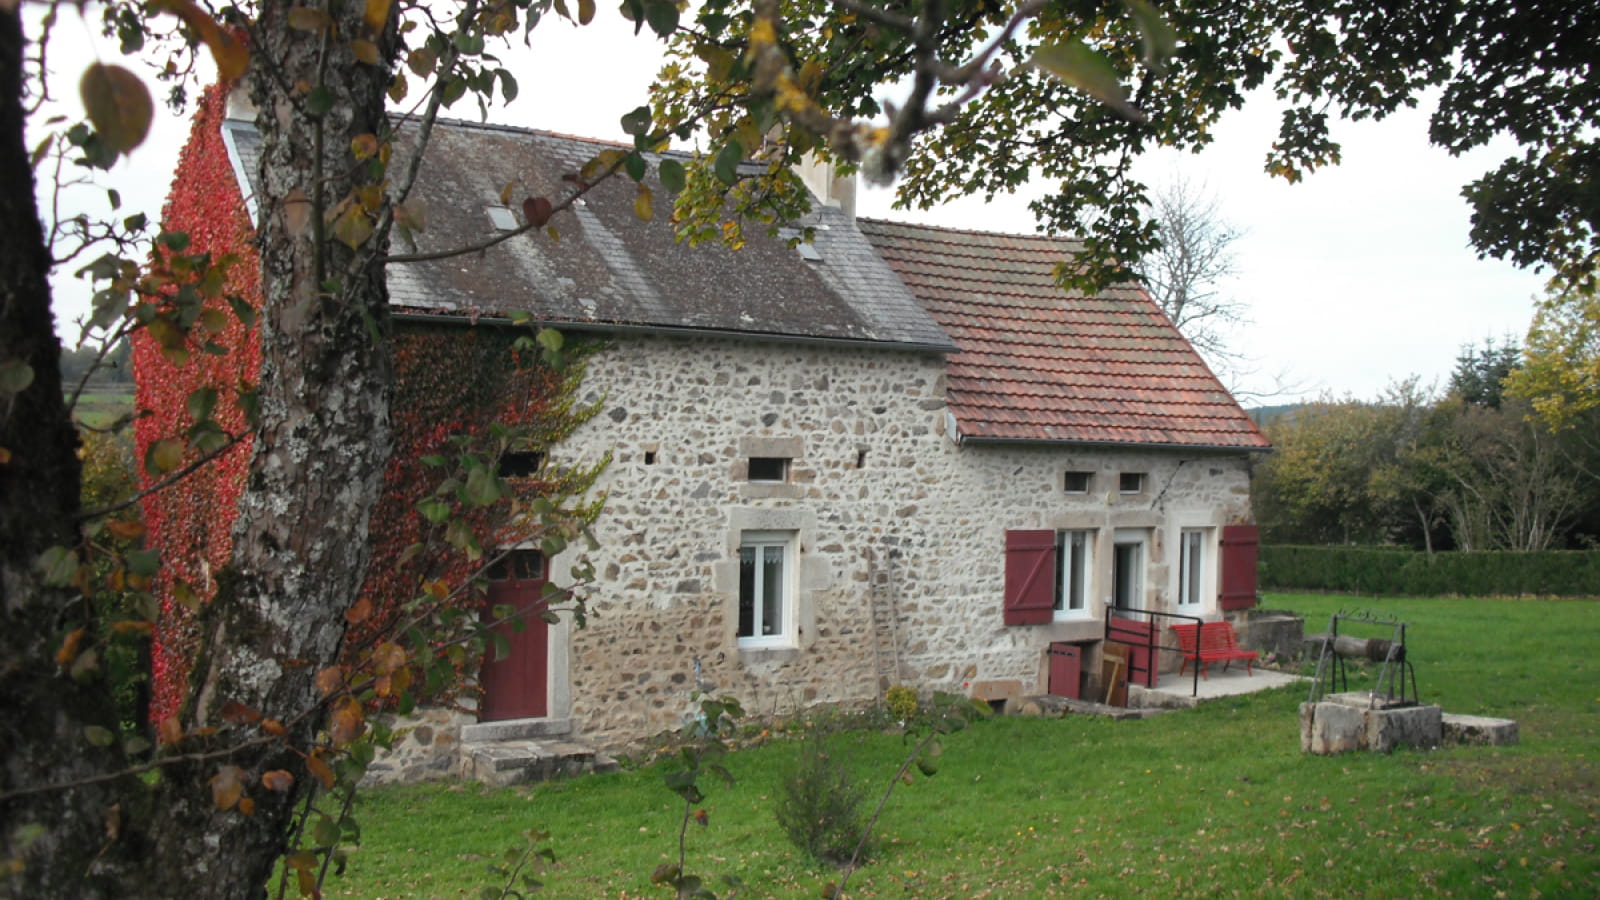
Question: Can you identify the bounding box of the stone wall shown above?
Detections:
[529,333,1256,751]
[360,707,474,786]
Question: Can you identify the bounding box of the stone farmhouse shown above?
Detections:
[151,90,1269,775]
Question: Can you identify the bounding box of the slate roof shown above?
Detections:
[857,219,1271,451]
[220,118,952,351]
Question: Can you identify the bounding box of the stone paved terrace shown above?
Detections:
[1130,666,1309,710]
[1015,665,1309,719]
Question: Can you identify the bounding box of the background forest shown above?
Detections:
[1250,288,1599,552]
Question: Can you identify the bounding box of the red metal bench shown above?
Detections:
[1171,622,1258,679]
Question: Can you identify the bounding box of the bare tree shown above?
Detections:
[1139,176,1249,364]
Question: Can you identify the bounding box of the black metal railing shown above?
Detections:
[1103,605,1205,698]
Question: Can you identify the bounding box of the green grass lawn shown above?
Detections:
[70,385,135,430]
[334,593,1600,898]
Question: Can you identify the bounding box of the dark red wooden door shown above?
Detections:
[1047,643,1082,699]
[480,550,548,721]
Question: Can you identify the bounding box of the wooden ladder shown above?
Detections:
[867,549,902,696]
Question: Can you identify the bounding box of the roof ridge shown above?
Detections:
[858,216,1084,246]
[394,113,633,150]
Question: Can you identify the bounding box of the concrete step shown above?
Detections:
[1128,683,1199,710]
[460,736,618,787]
[459,717,572,744]
[1013,694,1166,720]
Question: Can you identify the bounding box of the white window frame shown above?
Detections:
[1053,530,1093,620]
[1178,527,1211,610]
[737,531,797,648]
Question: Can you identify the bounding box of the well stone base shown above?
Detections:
[1300,693,1442,754]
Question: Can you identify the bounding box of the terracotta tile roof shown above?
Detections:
[857,219,1270,451]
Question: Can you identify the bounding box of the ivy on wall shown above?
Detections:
[346,326,605,675]
[138,84,605,721]
[134,84,261,722]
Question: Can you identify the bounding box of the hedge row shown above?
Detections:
[1260,545,1600,597]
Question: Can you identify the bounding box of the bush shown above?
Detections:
[884,684,918,720]
[1261,545,1600,597]
[773,730,871,868]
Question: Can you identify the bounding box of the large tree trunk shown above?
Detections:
[0,10,149,897]
[146,2,401,894]
[4,1,401,894]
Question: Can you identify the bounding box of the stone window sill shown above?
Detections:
[737,646,800,665]
[741,483,804,501]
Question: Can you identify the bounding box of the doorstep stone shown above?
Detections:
[460,717,573,744]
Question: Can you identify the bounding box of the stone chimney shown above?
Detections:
[225,85,256,122]
[795,153,856,220]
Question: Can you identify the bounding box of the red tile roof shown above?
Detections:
[857,219,1271,451]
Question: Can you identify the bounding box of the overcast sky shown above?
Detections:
[41,12,1551,404]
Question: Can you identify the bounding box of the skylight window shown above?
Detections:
[486,205,518,230]
[779,226,824,262]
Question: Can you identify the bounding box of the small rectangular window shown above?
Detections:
[747,457,790,482]
[498,451,545,478]
[1119,472,1146,494]
[487,549,544,582]
[1063,471,1092,493]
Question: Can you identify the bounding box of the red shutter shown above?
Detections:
[1004,530,1056,625]
[1219,524,1259,611]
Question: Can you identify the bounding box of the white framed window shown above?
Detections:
[1178,528,1210,609]
[1119,472,1146,494]
[738,531,796,647]
[1054,530,1092,619]
[1062,471,1092,494]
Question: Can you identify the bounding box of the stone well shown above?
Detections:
[1299,692,1442,755]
